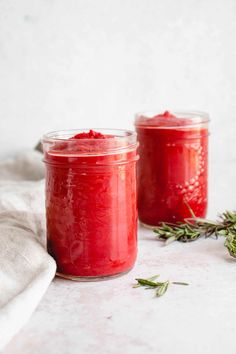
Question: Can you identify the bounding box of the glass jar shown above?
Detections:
[135,111,209,227]
[42,129,138,280]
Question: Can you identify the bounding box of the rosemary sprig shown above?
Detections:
[153,211,236,258]
[133,276,189,297]
[154,222,202,244]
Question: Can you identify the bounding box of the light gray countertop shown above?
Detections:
[3,160,236,354]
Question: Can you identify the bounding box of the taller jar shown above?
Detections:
[135,111,209,227]
[42,129,138,280]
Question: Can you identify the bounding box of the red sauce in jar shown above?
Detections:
[135,111,209,226]
[43,130,138,279]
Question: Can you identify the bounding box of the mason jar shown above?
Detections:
[135,110,209,227]
[42,129,138,280]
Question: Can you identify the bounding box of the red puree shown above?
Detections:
[135,111,209,225]
[44,130,138,278]
[72,129,106,139]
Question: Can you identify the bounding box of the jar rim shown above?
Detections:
[42,128,137,142]
[42,128,138,157]
[135,110,210,129]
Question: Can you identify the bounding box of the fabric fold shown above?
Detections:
[0,151,56,351]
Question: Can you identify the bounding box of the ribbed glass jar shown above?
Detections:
[135,111,210,227]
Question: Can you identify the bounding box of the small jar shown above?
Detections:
[135,111,210,227]
[42,129,138,280]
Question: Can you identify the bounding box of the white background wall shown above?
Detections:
[0,0,236,163]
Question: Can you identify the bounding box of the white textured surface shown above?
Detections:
[0,0,236,162]
[2,233,236,354]
[2,159,236,354]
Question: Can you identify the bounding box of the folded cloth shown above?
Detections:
[0,151,56,351]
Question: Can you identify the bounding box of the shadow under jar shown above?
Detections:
[42,129,138,280]
[135,111,210,227]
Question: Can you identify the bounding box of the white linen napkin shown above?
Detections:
[0,151,56,351]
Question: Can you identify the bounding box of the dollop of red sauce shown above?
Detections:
[157,110,175,118]
[71,129,106,139]
[45,130,137,277]
[135,111,208,225]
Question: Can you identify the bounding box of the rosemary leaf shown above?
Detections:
[156,281,169,297]
[133,274,160,288]
[165,235,177,245]
[135,279,160,287]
